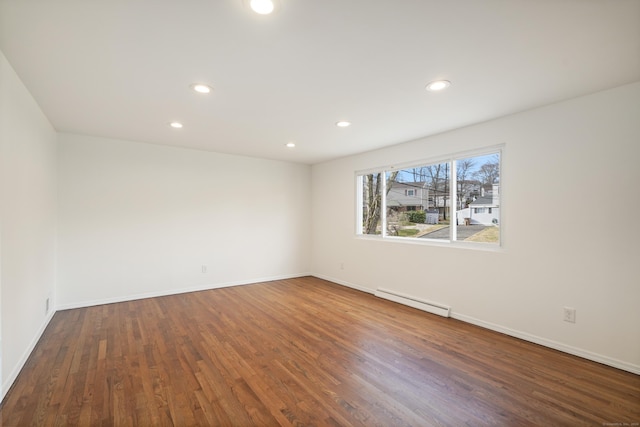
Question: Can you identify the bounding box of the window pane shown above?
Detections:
[360,173,383,235]
[455,152,500,244]
[386,163,450,240]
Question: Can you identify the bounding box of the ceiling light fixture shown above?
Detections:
[336,121,351,128]
[426,80,451,92]
[169,122,183,129]
[286,142,296,148]
[249,0,276,14]
[190,83,212,94]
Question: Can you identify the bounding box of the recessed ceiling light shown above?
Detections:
[286,142,296,148]
[249,0,276,14]
[426,80,451,92]
[336,121,351,128]
[169,122,183,129]
[190,83,212,94]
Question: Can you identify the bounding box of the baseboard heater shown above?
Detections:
[375,288,451,318]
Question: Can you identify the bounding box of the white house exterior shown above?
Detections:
[456,184,500,226]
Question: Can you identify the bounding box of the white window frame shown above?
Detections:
[355,145,504,250]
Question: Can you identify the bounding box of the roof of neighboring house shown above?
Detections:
[470,196,498,206]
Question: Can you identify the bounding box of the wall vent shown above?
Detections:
[375,288,451,318]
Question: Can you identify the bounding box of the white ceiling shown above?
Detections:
[1,0,639,164]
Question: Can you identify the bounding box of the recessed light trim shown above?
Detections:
[169,122,183,129]
[336,121,351,128]
[190,83,212,94]
[249,0,276,14]
[426,80,451,92]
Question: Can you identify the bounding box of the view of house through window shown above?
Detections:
[358,149,501,245]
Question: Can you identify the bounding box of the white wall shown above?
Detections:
[57,134,311,308]
[311,82,640,373]
[0,51,58,399]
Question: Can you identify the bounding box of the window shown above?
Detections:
[357,147,501,245]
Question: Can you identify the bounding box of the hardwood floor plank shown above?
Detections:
[1,277,638,426]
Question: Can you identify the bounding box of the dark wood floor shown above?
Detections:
[1,277,638,426]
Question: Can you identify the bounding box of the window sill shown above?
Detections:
[355,234,503,252]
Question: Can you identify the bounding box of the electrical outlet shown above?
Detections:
[201,265,207,273]
[340,262,344,270]
[45,298,50,314]
[563,307,576,323]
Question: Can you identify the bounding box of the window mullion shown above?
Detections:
[451,160,457,242]
[356,175,363,234]
[381,172,388,237]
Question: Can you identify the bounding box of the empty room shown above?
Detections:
[1,0,639,425]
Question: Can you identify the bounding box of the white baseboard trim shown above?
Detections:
[311,274,375,295]
[2,309,56,403]
[451,313,640,375]
[375,287,451,318]
[317,276,640,376]
[56,272,312,311]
